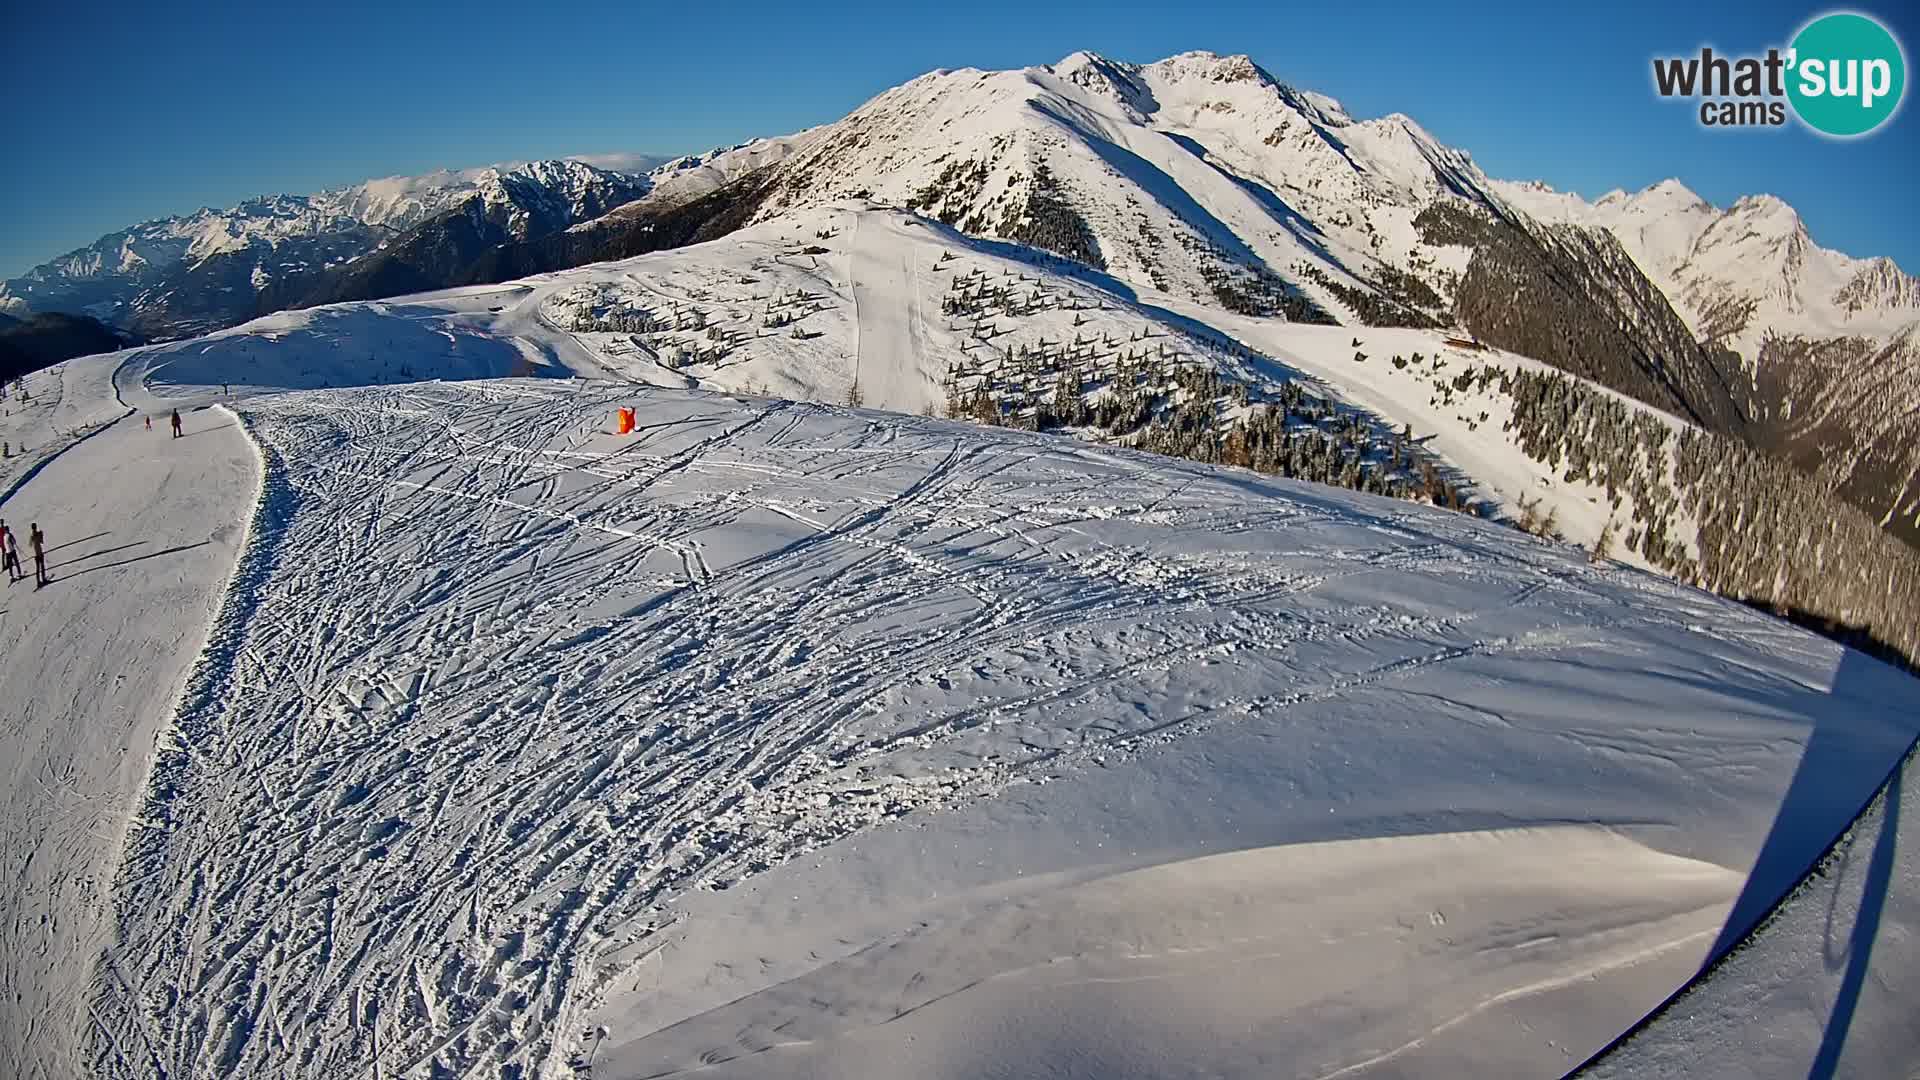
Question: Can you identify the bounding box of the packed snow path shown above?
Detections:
[79,380,1919,1079]
[0,406,256,1080]
[846,213,934,413]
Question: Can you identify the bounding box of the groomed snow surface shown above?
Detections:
[2,362,257,1080]
[2,213,1917,1078]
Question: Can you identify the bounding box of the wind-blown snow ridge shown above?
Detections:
[1581,738,1920,1078]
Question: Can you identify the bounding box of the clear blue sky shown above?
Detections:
[3,0,1915,279]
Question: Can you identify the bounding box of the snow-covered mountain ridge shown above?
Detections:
[1496,177,1920,353]
[742,50,1491,321]
[0,159,656,338]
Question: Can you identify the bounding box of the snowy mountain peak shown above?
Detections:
[1136,50,1352,127]
[466,159,646,225]
[743,47,1511,320]
[1049,49,1128,77]
[1531,179,1716,232]
[1638,177,1708,207]
[1144,50,1280,89]
[1046,51,1158,116]
[1733,196,1806,240]
[1375,112,1462,158]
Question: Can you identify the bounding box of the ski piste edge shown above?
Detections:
[1565,724,1920,1077]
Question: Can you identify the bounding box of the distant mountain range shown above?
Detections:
[0,159,660,340]
[1500,178,1920,544]
[5,51,1915,543]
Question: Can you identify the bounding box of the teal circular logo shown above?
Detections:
[1787,12,1906,136]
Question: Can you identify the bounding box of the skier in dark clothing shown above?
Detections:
[29,523,47,588]
[170,409,182,438]
[0,519,19,583]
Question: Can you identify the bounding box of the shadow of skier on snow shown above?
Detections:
[57,540,212,581]
[51,540,148,570]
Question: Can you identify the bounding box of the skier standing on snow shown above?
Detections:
[170,409,182,438]
[0,519,19,584]
[29,523,48,589]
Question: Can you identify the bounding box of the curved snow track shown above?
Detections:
[0,387,256,1080]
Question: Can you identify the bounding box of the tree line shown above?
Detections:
[1496,365,1919,671]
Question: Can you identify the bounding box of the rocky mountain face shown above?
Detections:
[0,161,653,339]
[1746,329,1920,546]
[1502,178,1920,546]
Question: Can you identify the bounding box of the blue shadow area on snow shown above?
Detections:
[1566,648,1917,1077]
[1809,756,1902,1079]
[1705,646,1917,965]
[1160,131,1342,268]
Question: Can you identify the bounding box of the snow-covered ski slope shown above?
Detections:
[0,359,257,1080]
[0,201,1912,1078]
[27,347,1909,1078]
[108,204,1700,574]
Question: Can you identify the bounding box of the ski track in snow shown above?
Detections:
[71,378,1920,1079]
[0,402,255,1080]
